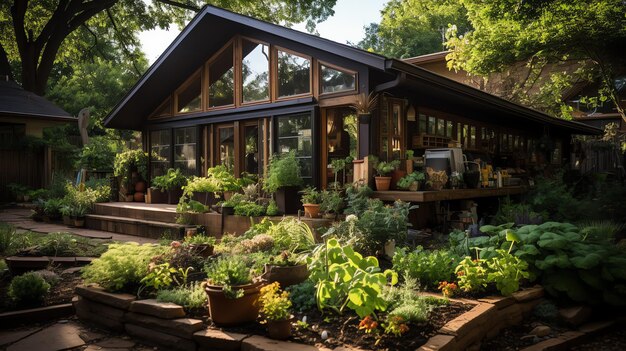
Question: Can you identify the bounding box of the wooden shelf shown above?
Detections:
[412,134,452,148]
[372,186,528,203]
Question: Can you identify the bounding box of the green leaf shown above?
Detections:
[505,229,521,243]
[570,253,602,269]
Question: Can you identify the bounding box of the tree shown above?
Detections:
[0,0,337,96]
[357,0,471,58]
[445,0,626,122]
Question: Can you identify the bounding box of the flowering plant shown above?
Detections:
[358,315,379,334]
[258,282,292,322]
[437,281,458,298]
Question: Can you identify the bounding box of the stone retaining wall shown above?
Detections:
[75,285,545,351]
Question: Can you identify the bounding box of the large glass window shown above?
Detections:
[243,124,260,175]
[242,40,269,103]
[277,50,311,98]
[209,43,234,108]
[177,75,201,113]
[150,130,171,177]
[320,64,355,94]
[174,127,197,175]
[277,113,313,182]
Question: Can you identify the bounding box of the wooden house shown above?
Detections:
[104,6,600,190]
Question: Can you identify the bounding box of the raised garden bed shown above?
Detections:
[73,285,547,351]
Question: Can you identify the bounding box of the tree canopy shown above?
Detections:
[357,0,471,59]
[1,0,337,95]
[445,0,626,121]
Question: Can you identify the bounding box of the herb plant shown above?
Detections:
[258,282,292,322]
[263,151,303,193]
[8,272,51,306]
[204,256,254,299]
[392,247,460,289]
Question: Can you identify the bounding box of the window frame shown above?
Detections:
[204,38,237,111]
[174,68,204,115]
[239,36,272,107]
[318,60,358,97]
[273,46,313,101]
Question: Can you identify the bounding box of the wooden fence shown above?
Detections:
[0,147,46,201]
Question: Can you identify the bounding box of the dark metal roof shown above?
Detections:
[104,5,601,136]
[0,80,74,121]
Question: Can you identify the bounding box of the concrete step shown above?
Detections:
[85,214,190,239]
[92,203,179,223]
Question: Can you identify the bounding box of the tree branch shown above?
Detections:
[0,42,15,81]
[105,8,142,75]
[155,0,200,12]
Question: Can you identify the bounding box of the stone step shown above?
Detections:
[85,214,190,239]
[93,203,179,223]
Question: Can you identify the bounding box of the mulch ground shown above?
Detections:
[213,301,473,351]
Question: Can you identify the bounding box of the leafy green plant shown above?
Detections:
[266,199,279,216]
[43,198,64,218]
[82,243,169,293]
[308,238,398,318]
[259,282,292,322]
[320,189,343,214]
[8,272,51,306]
[396,172,425,190]
[392,247,460,289]
[141,262,192,291]
[266,217,316,252]
[300,186,321,205]
[381,277,445,323]
[114,149,149,183]
[184,234,216,245]
[343,184,373,216]
[183,176,219,195]
[206,165,242,192]
[263,151,303,193]
[234,201,265,217]
[373,159,400,177]
[152,168,188,191]
[204,255,255,299]
[286,280,316,312]
[156,281,206,310]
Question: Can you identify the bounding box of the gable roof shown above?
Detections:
[0,80,74,121]
[104,5,600,136]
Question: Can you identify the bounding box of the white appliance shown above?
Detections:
[424,148,466,175]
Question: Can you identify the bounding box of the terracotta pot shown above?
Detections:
[133,192,145,202]
[205,281,264,326]
[374,176,392,191]
[302,203,321,218]
[267,318,292,340]
[135,181,147,193]
[189,244,214,258]
[223,191,234,201]
[263,264,309,288]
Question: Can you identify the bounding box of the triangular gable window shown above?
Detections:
[176,71,202,113]
[150,97,173,119]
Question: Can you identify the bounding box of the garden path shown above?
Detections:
[0,208,158,244]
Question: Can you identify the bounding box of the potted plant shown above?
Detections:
[43,198,63,222]
[183,176,219,206]
[220,193,245,215]
[300,187,321,218]
[263,251,309,288]
[351,92,379,123]
[320,189,343,219]
[184,234,216,258]
[397,172,425,191]
[258,282,293,340]
[151,168,188,204]
[204,255,264,326]
[70,204,88,227]
[114,149,149,201]
[426,168,448,191]
[371,156,400,191]
[60,204,72,226]
[207,165,242,200]
[263,151,303,214]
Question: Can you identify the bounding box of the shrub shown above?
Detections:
[82,243,168,292]
[266,217,316,252]
[152,168,188,191]
[286,280,316,312]
[8,272,51,306]
[266,200,279,216]
[259,282,292,322]
[392,247,461,289]
[156,281,206,310]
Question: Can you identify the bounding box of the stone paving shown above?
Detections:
[0,318,154,351]
[0,207,159,350]
[0,207,158,244]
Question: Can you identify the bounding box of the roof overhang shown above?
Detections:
[385,59,601,135]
